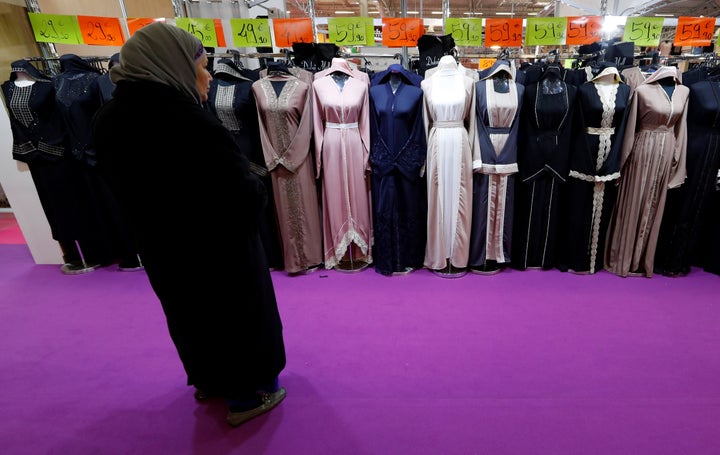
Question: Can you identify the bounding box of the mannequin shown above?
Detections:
[312,58,373,272]
[512,62,576,271]
[252,63,323,275]
[492,70,510,94]
[207,58,284,270]
[540,64,564,95]
[389,72,401,93]
[421,55,477,277]
[369,64,427,276]
[331,71,349,90]
[468,60,524,274]
[657,75,675,99]
[605,66,689,278]
[13,71,35,87]
[559,65,631,274]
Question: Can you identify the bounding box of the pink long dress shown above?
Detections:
[253,71,323,274]
[312,59,373,269]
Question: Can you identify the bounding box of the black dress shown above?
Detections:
[93,80,286,396]
[54,54,137,266]
[558,72,631,274]
[513,69,577,270]
[206,58,283,270]
[655,79,720,276]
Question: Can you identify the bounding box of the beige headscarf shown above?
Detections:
[111,22,205,104]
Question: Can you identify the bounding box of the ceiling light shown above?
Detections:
[407,10,419,14]
[496,12,514,15]
[654,13,674,16]
[334,11,355,14]
[463,12,483,15]
[431,11,443,15]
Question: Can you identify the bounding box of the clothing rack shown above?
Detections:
[22,55,110,77]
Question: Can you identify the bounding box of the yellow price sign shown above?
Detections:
[622,17,663,47]
[525,17,566,46]
[445,18,482,47]
[328,17,368,46]
[27,12,83,44]
[230,18,271,47]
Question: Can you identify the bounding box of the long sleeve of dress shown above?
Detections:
[668,95,688,189]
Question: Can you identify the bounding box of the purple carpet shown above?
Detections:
[1,242,719,454]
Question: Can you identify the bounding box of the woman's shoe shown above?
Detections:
[194,388,211,401]
[226,387,286,427]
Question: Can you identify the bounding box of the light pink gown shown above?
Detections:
[312,59,373,269]
[253,71,323,274]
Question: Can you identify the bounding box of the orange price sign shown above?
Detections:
[78,15,125,45]
[272,18,313,48]
[381,18,424,47]
[484,18,523,47]
[126,18,164,37]
[478,58,496,70]
[214,19,226,47]
[674,16,716,47]
[566,16,602,45]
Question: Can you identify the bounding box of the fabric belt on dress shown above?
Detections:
[326,122,359,129]
[434,121,463,128]
[487,126,511,134]
[586,126,615,135]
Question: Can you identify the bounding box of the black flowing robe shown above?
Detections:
[558,76,631,273]
[207,59,283,269]
[655,79,720,275]
[92,80,286,396]
[53,54,136,265]
[512,77,577,270]
[369,64,427,275]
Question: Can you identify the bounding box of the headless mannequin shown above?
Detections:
[541,65,565,95]
[389,72,401,94]
[331,71,349,90]
[657,76,675,99]
[13,72,35,87]
[493,70,510,93]
[267,61,291,97]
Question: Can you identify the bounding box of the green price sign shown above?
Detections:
[622,17,663,47]
[328,17,368,46]
[175,17,218,47]
[27,12,83,44]
[230,18,271,47]
[445,18,482,47]
[525,17,566,45]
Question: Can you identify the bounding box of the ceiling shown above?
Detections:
[284,0,720,22]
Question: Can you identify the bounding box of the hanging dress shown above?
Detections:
[369,64,427,275]
[560,66,631,274]
[252,68,323,274]
[655,77,720,276]
[207,58,283,269]
[421,55,477,271]
[312,58,373,269]
[513,65,576,270]
[605,66,689,278]
[469,61,524,270]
